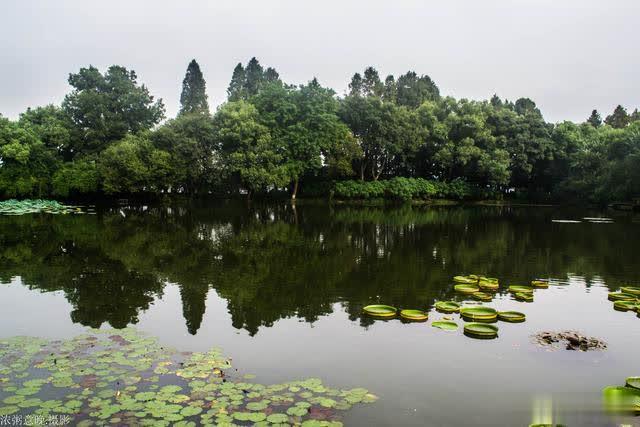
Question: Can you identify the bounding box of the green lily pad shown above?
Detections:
[497,311,526,323]
[453,276,477,284]
[602,385,640,414]
[478,280,499,291]
[621,286,640,296]
[454,284,480,294]
[362,304,397,318]
[464,323,499,339]
[613,300,638,312]
[626,377,640,390]
[608,292,637,302]
[399,309,428,321]
[459,306,498,322]
[472,292,493,302]
[508,285,534,294]
[530,280,549,288]
[431,321,458,331]
[434,301,460,313]
[514,292,534,302]
[266,413,289,423]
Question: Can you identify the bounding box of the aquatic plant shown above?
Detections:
[613,300,638,312]
[626,377,640,390]
[471,292,493,302]
[602,385,640,414]
[431,321,458,331]
[399,309,428,322]
[530,280,549,288]
[515,292,534,302]
[621,286,640,296]
[508,285,534,294]
[478,280,499,291]
[463,323,498,339]
[453,276,477,284]
[0,199,86,215]
[497,311,526,323]
[0,328,377,425]
[608,292,638,302]
[362,305,397,318]
[454,284,480,294]
[459,306,498,322]
[434,301,460,313]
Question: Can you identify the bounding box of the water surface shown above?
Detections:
[1,201,639,426]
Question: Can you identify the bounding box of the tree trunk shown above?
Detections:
[291,178,299,200]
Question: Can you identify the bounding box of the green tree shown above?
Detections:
[212,100,287,198]
[586,109,602,128]
[62,65,165,155]
[362,67,383,97]
[348,73,363,97]
[179,59,209,116]
[227,63,246,101]
[395,71,440,108]
[605,105,630,128]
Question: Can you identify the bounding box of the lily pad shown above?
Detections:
[602,385,640,414]
[530,280,549,288]
[613,300,638,312]
[626,377,640,390]
[478,281,499,291]
[431,321,458,331]
[621,286,640,296]
[399,309,428,322]
[454,284,480,294]
[453,276,477,284]
[460,306,498,322]
[514,292,534,302]
[497,311,526,323]
[434,301,460,313]
[463,323,499,339]
[608,292,638,302]
[508,285,534,294]
[362,304,397,318]
[471,292,493,302]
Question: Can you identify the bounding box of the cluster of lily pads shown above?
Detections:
[608,286,640,317]
[0,199,90,215]
[602,376,640,415]
[362,300,525,340]
[0,328,377,426]
[453,274,551,303]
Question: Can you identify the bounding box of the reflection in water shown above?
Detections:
[0,201,638,336]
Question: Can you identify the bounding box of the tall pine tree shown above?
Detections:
[179,59,209,116]
[227,63,246,101]
[586,109,602,128]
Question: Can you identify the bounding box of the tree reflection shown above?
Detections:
[0,201,638,335]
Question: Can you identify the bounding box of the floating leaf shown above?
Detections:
[514,292,534,302]
[497,311,526,323]
[460,306,497,322]
[434,301,460,313]
[607,292,637,302]
[625,377,640,390]
[464,323,499,339]
[362,305,397,318]
[621,286,640,296]
[454,284,480,294]
[399,309,428,322]
[471,292,493,302]
[508,285,534,294]
[602,386,640,414]
[431,321,458,331]
[613,300,637,312]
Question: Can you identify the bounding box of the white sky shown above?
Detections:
[1,0,638,122]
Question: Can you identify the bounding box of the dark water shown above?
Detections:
[1,201,639,426]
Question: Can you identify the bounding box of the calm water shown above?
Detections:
[1,201,640,426]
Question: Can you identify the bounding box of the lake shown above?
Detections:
[1,201,639,426]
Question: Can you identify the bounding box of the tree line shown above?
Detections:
[1,57,639,203]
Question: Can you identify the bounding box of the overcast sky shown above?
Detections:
[1,0,638,122]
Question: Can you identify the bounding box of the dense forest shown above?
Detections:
[1,58,639,203]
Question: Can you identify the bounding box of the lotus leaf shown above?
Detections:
[608,292,637,302]
[454,284,480,294]
[472,292,493,302]
[431,321,458,331]
[497,311,526,323]
[602,385,640,414]
[530,280,549,288]
[460,306,498,321]
[621,286,640,296]
[613,300,637,312]
[453,276,477,284]
[464,323,499,338]
[434,301,460,313]
[515,292,534,302]
[508,285,534,294]
[399,309,428,321]
[626,377,640,390]
[362,304,397,318]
